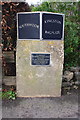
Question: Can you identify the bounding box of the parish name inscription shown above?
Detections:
[17,12,64,40]
[18,13,40,39]
[42,13,64,40]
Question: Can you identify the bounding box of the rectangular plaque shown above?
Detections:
[17,13,40,39]
[31,53,50,65]
[42,13,64,40]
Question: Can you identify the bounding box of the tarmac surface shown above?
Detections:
[2,89,79,119]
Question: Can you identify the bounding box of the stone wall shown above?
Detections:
[62,67,80,91]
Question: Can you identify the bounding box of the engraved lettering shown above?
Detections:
[32,54,50,65]
[45,31,60,35]
[44,19,61,24]
[19,23,39,29]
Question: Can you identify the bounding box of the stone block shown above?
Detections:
[70,67,80,72]
[3,76,16,86]
[75,72,80,81]
[16,12,64,97]
[63,71,73,82]
[16,40,64,97]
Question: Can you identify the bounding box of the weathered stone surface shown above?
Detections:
[3,76,16,86]
[70,67,80,72]
[75,81,80,85]
[62,81,73,87]
[63,87,71,90]
[74,72,80,81]
[62,68,80,90]
[16,40,64,97]
[63,71,73,82]
[73,85,78,89]
[2,51,15,63]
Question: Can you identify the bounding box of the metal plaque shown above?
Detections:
[31,53,50,65]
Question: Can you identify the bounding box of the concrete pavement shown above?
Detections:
[2,89,78,118]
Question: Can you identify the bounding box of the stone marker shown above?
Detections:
[16,12,64,97]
